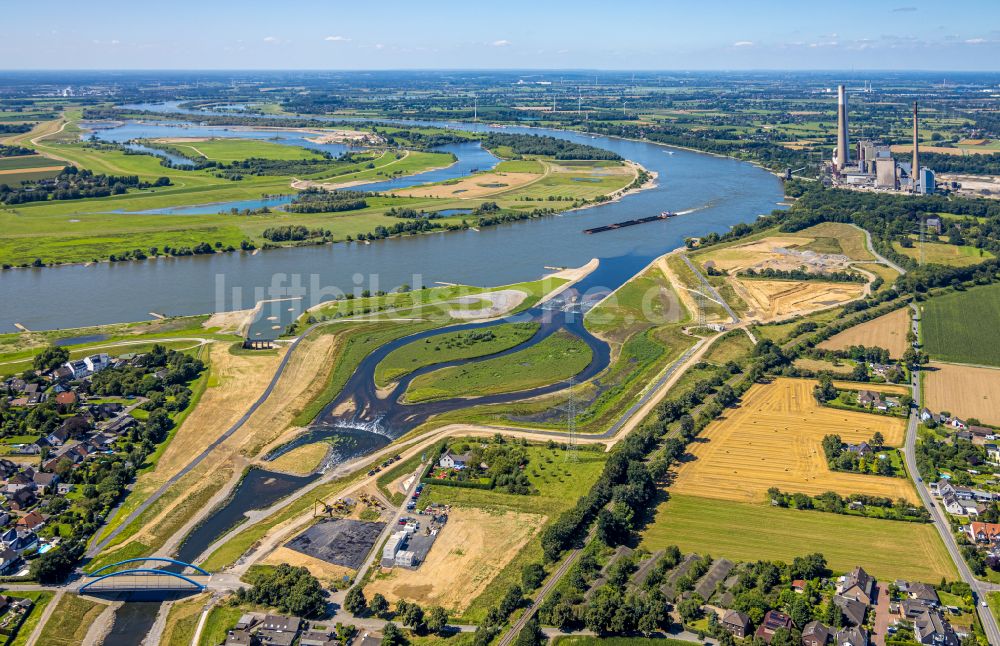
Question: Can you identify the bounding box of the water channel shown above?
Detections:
[9,104,785,643]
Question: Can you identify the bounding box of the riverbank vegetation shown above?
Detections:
[374,322,540,387]
[403,330,592,403]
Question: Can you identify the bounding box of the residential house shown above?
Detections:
[920,408,934,422]
[986,444,1000,465]
[64,360,89,379]
[224,630,259,646]
[54,391,77,407]
[942,493,983,516]
[846,442,874,457]
[838,566,876,605]
[354,633,382,646]
[2,529,38,553]
[721,610,751,638]
[913,607,960,646]
[755,610,794,644]
[7,489,35,512]
[965,522,1000,546]
[835,626,869,646]
[906,582,940,607]
[260,615,301,634]
[83,353,110,374]
[16,511,46,531]
[834,595,868,627]
[300,630,337,646]
[0,549,21,576]
[858,390,878,406]
[439,450,471,469]
[45,427,70,447]
[791,579,807,594]
[802,620,831,646]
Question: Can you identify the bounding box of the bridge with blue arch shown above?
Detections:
[79,557,211,594]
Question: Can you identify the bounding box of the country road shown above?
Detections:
[902,303,1000,645]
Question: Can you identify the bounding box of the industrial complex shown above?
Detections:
[828,84,937,194]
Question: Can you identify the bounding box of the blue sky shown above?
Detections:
[5,0,1000,70]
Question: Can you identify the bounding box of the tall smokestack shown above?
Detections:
[836,85,849,170]
[912,101,920,193]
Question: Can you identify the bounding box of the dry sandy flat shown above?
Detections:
[263,546,354,585]
[147,343,284,485]
[203,309,255,335]
[736,279,865,322]
[364,508,544,613]
[447,289,528,319]
[924,362,1000,426]
[393,171,540,199]
[671,377,916,504]
[819,307,911,358]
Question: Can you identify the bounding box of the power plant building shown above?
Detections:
[828,86,934,194]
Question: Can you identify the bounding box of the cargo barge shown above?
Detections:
[583,211,676,234]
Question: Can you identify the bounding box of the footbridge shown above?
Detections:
[78,557,211,594]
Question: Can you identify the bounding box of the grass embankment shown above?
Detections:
[892,239,994,267]
[403,330,592,403]
[34,594,106,646]
[922,282,1000,367]
[162,594,209,646]
[198,604,245,646]
[641,494,956,582]
[374,322,539,387]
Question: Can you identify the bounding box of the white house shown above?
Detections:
[83,354,111,374]
[439,450,471,469]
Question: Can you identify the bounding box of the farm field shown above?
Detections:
[374,322,540,387]
[891,240,993,267]
[365,507,543,613]
[641,494,957,582]
[922,283,1000,367]
[924,362,1000,426]
[819,307,911,358]
[403,330,592,403]
[670,377,916,503]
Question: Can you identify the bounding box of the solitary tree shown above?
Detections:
[344,586,367,616]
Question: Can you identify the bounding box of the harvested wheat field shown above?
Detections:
[924,362,1000,426]
[736,279,865,321]
[394,172,540,199]
[671,377,916,504]
[364,508,543,613]
[819,307,911,358]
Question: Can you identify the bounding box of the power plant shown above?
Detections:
[828,86,935,195]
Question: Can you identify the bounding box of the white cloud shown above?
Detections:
[263,36,279,43]
[375,43,384,50]
[966,38,988,44]
[492,39,512,47]
[732,41,754,47]
[325,35,350,42]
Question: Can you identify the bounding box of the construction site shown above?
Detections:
[380,503,450,570]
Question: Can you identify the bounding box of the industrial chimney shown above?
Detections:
[836,85,849,170]
[912,101,920,193]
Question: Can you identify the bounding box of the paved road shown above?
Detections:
[852,224,907,276]
[680,254,739,323]
[901,304,1000,645]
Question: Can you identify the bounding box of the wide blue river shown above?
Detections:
[0,104,784,336]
